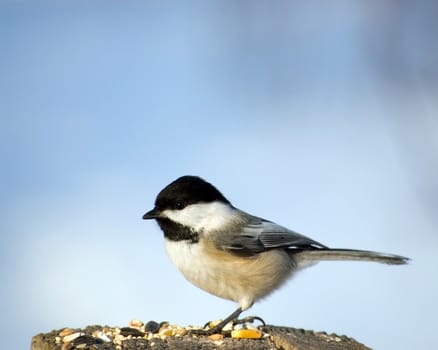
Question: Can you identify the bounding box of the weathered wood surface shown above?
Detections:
[31,323,371,350]
[265,326,371,350]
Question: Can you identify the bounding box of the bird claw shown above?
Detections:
[233,316,266,327]
[195,315,266,336]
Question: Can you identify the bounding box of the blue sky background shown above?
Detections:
[1,1,437,349]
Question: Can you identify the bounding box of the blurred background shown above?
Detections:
[1,0,437,349]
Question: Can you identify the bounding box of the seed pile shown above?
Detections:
[57,319,266,349]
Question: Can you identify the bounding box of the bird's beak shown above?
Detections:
[142,208,160,220]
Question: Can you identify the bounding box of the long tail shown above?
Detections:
[293,249,410,265]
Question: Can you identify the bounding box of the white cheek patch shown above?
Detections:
[162,202,235,232]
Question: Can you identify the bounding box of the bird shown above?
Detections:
[142,175,409,333]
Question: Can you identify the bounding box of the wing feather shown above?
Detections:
[221,214,326,256]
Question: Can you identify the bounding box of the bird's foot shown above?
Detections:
[188,316,266,336]
[233,315,266,327]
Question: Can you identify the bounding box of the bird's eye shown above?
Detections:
[174,201,185,210]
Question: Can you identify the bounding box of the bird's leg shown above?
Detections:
[207,307,243,333]
[190,307,243,335]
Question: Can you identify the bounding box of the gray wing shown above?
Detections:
[221,215,327,256]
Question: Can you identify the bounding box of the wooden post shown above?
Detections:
[31,323,371,350]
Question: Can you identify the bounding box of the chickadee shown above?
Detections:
[143,175,409,333]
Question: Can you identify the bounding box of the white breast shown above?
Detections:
[164,239,209,288]
[164,237,295,311]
